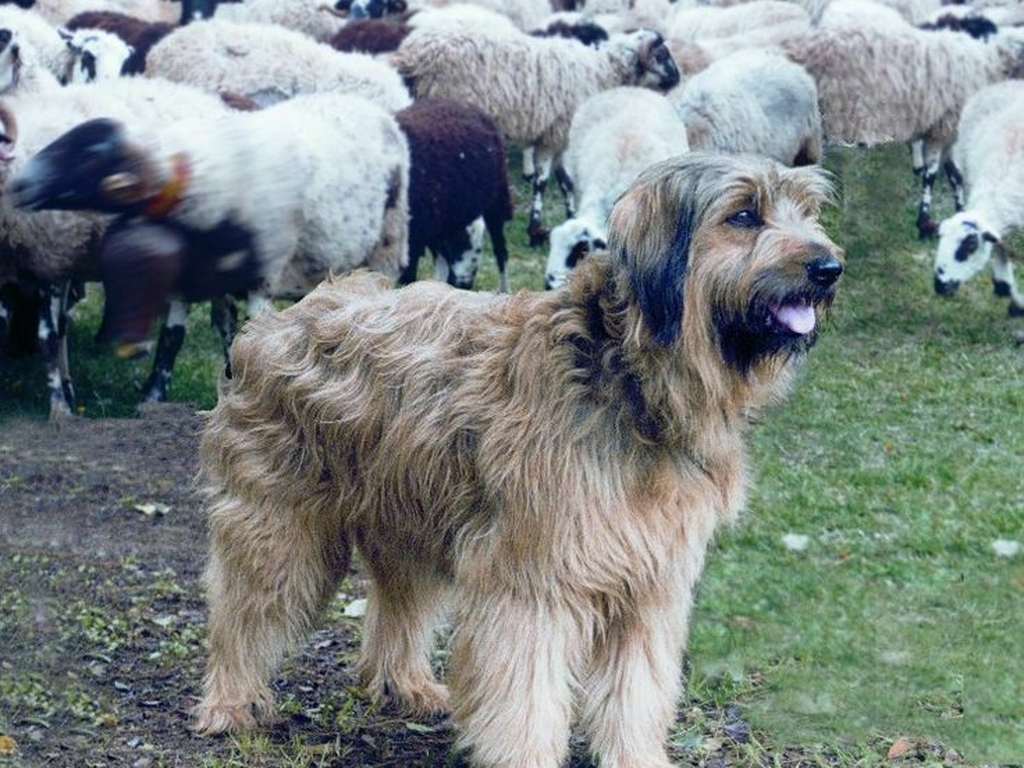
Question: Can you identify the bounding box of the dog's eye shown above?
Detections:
[726,209,762,229]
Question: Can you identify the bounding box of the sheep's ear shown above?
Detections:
[59,27,73,45]
[982,230,999,244]
[608,179,691,346]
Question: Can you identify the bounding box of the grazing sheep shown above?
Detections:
[394,7,681,245]
[64,10,175,74]
[8,92,411,388]
[0,77,231,417]
[781,0,1024,238]
[395,98,513,292]
[544,86,688,289]
[669,46,823,166]
[931,79,1024,316]
[145,18,412,111]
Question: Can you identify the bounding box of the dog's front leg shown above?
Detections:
[578,594,690,768]
[449,590,582,768]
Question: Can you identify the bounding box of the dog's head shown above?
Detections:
[607,151,843,375]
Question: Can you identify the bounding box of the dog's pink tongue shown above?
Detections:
[773,302,816,335]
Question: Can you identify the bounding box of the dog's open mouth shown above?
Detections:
[766,299,817,336]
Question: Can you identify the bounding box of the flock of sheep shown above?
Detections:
[0,0,1022,420]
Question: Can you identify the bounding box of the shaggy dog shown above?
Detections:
[192,151,844,768]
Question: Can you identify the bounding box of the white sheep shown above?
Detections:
[145,18,412,111]
[669,46,823,166]
[667,1,810,42]
[212,0,347,42]
[931,79,1024,316]
[409,0,551,31]
[393,5,681,245]
[9,91,411,387]
[545,86,689,289]
[31,0,180,25]
[0,76,231,418]
[781,0,1024,237]
[0,7,71,92]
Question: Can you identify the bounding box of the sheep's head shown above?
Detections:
[546,217,607,290]
[59,28,133,84]
[933,211,1000,296]
[7,117,170,215]
[617,29,680,91]
[0,27,21,94]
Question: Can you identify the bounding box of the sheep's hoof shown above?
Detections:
[1008,301,1024,318]
[916,218,937,240]
[993,280,1012,298]
[528,224,549,249]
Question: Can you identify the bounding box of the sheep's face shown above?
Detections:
[0,27,21,94]
[629,30,680,91]
[546,217,607,290]
[933,212,999,296]
[60,29,133,84]
[8,117,159,215]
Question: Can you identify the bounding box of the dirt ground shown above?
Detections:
[0,404,962,768]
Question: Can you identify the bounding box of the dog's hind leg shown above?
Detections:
[449,592,581,768]
[577,603,688,768]
[355,556,451,716]
[193,496,351,734]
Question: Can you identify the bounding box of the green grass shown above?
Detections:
[2,143,1023,763]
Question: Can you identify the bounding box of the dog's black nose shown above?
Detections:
[806,254,843,287]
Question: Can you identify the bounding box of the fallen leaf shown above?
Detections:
[887,737,915,759]
[343,598,367,618]
[0,735,18,755]
[133,502,171,517]
[404,721,435,734]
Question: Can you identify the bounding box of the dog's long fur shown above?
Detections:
[193,152,843,768]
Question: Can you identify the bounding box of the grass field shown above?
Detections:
[1,143,1022,764]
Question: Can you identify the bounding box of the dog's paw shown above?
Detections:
[397,681,451,717]
[191,700,265,735]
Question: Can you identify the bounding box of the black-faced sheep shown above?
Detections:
[0,77,231,417]
[8,92,411,394]
[393,6,681,246]
[145,18,412,111]
[931,79,1024,317]
[394,98,512,292]
[544,86,689,289]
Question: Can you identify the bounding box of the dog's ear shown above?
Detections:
[608,177,693,346]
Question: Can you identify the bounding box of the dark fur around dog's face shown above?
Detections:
[193,150,842,768]
[609,152,841,372]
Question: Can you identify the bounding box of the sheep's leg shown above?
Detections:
[210,297,238,379]
[528,151,555,248]
[484,210,511,294]
[38,282,75,420]
[521,146,536,182]
[915,143,943,240]
[356,554,451,716]
[141,299,189,403]
[195,492,352,734]
[910,139,925,176]
[991,248,1024,315]
[943,158,965,212]
[554,164,575,218]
